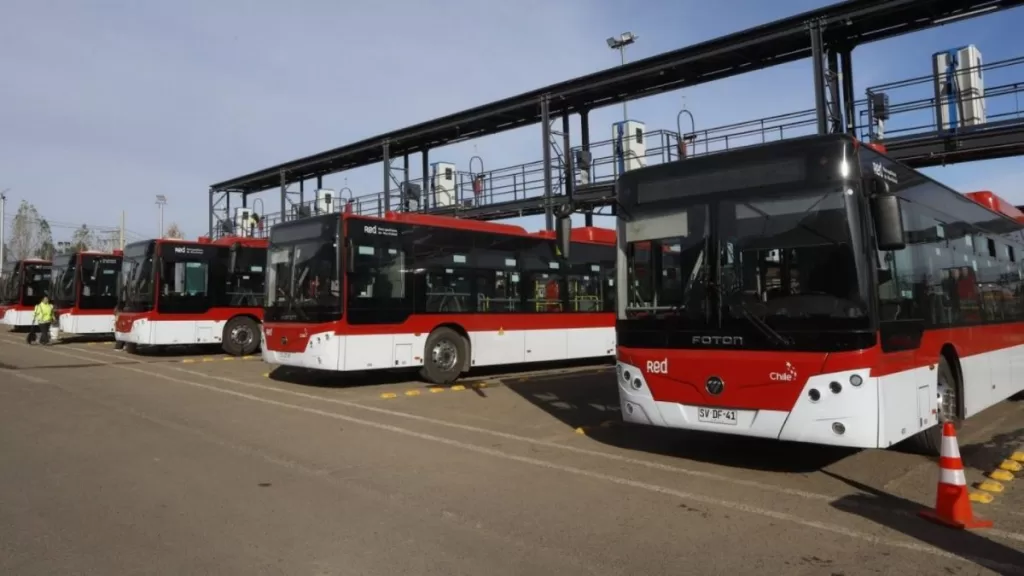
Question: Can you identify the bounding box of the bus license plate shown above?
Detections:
[697,407,738,426]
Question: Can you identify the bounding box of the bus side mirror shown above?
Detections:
[229,242,241,273]
[556,216,572,259]
[869,187,905,251]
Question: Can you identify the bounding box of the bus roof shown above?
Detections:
[531,227,616,245]
[368,211,616,244]
[68,249,124,257]
[161,236,268,249]
[377,211,529,236]
[965,191,1024,224]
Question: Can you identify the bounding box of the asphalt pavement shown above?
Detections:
[1,332,1023,575]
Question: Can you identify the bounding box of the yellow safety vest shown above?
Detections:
[33,302,54,323]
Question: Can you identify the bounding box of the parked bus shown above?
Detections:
[0,258,52,329]
[583,133,1024,454]
[260,211,616,384]
[115,235,267,356]
[50,250,123,336]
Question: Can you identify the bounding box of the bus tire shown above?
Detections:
[114,340,125,350]
[907,356,959,456]
[124,342,138,354]
[420,327,467,385]
[222,316,260,357]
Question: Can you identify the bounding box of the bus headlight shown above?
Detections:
[850,374,863,387]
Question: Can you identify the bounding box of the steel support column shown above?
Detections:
[826,49,843,133]
[299,179,305,211]
[562,113,573,219]
[580,107,593,226]
[840,46,856,136]
[382,141,391,214]
[422,150,430,211]
[403,154,410,212]
[279,171,287,224]
[541,95,553,231]
[809,19,828,135]
[208,189,215,238]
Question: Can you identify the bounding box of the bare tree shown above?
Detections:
[8,201,37,260]
[71,224,96,252]
[38,219,54,260]
[164,222,184,239]
[7,201,48,260]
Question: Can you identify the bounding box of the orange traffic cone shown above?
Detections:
[919,422,992,529]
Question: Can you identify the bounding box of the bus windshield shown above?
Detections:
[51,254,76,309]
[623,187,870,346]
[80,255,121,310]
[265,217,341,323]
[0,264,15,305]
[22,263,52,306]
[718,189,867,324]
[119,242,155,313]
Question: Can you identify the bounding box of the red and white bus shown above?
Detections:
[50,250,123,336]
[114,235,267,356]
[261,211,616,384]
[595,133,1024,454]
[0,258,52,329]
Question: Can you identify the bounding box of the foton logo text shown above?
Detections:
[646,359,668,374]
[692,335,743,346]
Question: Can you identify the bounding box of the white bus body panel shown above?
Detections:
[59,313,115,335]
[115,318,228,346]
[263,327,616,372]
[3,308,35,327]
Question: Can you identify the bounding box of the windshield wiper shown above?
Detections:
[711,282,792,347]
[742,191,844,249]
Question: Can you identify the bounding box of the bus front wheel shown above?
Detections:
[907,356,960,456]
[420,327,467,385]
[223,316,260,357]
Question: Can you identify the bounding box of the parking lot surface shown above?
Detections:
[2,332,1023,575]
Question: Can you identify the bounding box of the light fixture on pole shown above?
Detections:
[607,32,638,121]
[155,194,167,237]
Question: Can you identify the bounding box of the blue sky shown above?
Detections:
[1,0,1022,241]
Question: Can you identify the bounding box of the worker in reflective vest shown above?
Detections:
[29,295,55,345]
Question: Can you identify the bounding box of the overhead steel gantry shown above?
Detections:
[209,0,1023,236]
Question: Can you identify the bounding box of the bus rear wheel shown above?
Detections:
[420,327,467,385]
[908,356,960,456]
[222,316,260,357]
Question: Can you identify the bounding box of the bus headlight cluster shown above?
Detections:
[618,364,643,391]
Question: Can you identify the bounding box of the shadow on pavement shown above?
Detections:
[268,357,614,390]
[961,426,1024,473]
[502,367,856,473]
[53,334,115,345]
[825,471,1024,575]
[4,360,147,371]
